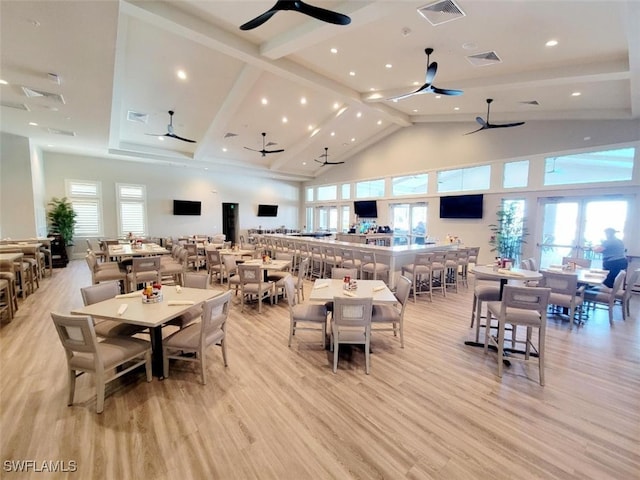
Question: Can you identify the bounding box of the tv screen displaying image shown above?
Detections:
[173,200,201,216]
[257,204,278,217]
[354,200,378,218]
[439,194,483,219]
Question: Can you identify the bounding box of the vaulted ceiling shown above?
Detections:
[1,1,638,181]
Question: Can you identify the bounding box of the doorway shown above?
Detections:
[390,202,427,245]
[537,196,629,269]
[222,203,239,245]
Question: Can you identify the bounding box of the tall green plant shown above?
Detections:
[488,202,527,261]
[47,197,77,246]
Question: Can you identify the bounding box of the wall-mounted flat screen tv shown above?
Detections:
[439,194,484,219]
[354,200,378,218]
[173,200,201,216]
[257,204,278,217]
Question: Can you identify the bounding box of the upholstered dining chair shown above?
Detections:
[371,275,411,348]
[284,276,328,349]
[166,272,210,329]
[126,256,162,293]
[484,286,551,385]
[360,251,390,284]
[584,270,626,326]
[402,252,433,303]
[85,251,126,288]
[238,264,275,313]
[331,267,358,280]
[51,312,152,413]
[162,290,232,384]
[330,296,373,374]
[80,281,147,338]
[539,270,585,330]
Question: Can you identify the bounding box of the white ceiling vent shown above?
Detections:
[1,101,30,111]
[21,86,65,103]
[127,110,149,124]
[417,0,465,26]
[47,127,76,136]
[466,51,502,67]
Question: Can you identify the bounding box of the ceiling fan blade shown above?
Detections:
[464,126,487,135]
[425,61,437,85]
[297,1,351,25]
[489,121,526,128]
[432,86,463,96]
[244,146,262,152]
[239,9,278,30]
[314,159,324,164]
[388,84,430,101]
[326,161,345,165]
[264,149,285,154]
[166,133,196,143]
[145,133,166,137]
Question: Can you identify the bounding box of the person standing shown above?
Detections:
[593,228,627,288]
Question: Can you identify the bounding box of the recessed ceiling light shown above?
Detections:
[300,97,307,105]
[369,87,376,91]
[261,97,268,105]
[28,122,38,126]
[0,79,7,85]
[330,47,338,54]
[158,136,164,141]
[413,81,420,86]
[385,63,392,69]
[377,120,382,125]
[572,91,581,96]
[546,39,558,47]
[282,116,288,123]
[176,69,187,80]
[412,109,418,113]
[204,167,208,171]
[462,42,477,50]
[349,71,356,77]
[351,137,356,142]
[308,124,314,131]
[356,112,362,118]
[583,136,591,141]
[454,107,460,111]
[222,147,227,152]
[330,131,335,136]
[435,95,442,99]
[47,144,54,147]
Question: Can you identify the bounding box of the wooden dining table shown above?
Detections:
[71,286,221,377]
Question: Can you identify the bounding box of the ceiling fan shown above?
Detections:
[244,132,285,157]
[388,48,463,102]
[314,147,344,166]
[146,110,196,143]
[240,0,351,30]
[465,98,525,135]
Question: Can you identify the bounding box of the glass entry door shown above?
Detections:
[538,197,629,268]
[390,203,427,245]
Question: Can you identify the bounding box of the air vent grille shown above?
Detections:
[1,101,30,111]
[21,86,65,103]
[127,110,149,124]
[47,128,76,136]
[466,51,502,67]
[417,0,465,26]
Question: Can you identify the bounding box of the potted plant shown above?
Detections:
[488,202,527,264]
[47,197,77,265]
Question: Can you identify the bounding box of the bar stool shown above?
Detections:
[444,250,459,293]
[429,251,447,298]
[340,248,361,277]
[401,252,433,302]
[360,251,390,284]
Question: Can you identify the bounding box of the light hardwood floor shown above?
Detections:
[1,260,638,479]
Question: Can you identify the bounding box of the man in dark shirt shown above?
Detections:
[594,228,627,288]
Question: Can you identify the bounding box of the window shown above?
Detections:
[65,179,103,237]
[503,160,529,188]
[341,184,350,200]
[317,206,337,231]
[543,147,634,186]
[116,183,147,237]
[305,207,314,232]
[437,165,491,193]
[355,179,384,198]
[341,205,351,232]
[392,174,428,196]
[317,185,337,201]
[306,187,314,202]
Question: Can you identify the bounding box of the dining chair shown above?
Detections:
[584,270,626,326]
[0,261,19,314]
[340,249,361,277]
[284,276,328,349]
[618,268,640,321]
[160,247,187,286]
[469,271,502,343]
[51,312,152,413]
[466,246,480,266]
[85,251,126,288]
[294,256,310,303]
[206,249,223,284]
[331,267,358,280]
[126,256,162,293]
[222,255,242,295]
[167,272,210,329]
[330,296,373,374]
[80,281,147,338]
[539,270,585,330]
[163,291,232,384]
[185,243,202,271]
[484,285,551,385]
[86,238,107,263]
[0,279,12,321]
[238,264,275,313]
[371,275,411,348]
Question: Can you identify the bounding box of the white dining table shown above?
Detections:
[540,266,608,286]
[308,279,397,305]
[108,243,169,259]
[71,286,221,377]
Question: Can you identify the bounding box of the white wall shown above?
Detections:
[42,152,301,249]
[0,132,38,238]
